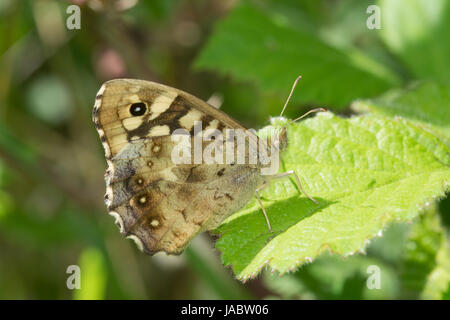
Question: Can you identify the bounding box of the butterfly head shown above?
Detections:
[256,116,289,154]
[266,108,326,152]
[269,116,289,152]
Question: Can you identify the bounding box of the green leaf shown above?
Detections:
[352,81,450,145]
[194,3,398,108]
[400,205,444,299]
[264,253,399,299]
[417,207,450,299]
[379,0,450,81]
[365,222,409,265]
[421,238,450,300]
[264,222,409,299]
[214,112,450,281]
[74,247,108,300]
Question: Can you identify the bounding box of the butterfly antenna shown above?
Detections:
[278,108,326,136]
[276,75,326,135]
[289,108,327,124]
[279,75,302,118]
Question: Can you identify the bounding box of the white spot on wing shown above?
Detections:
[94,84,106,110]
[98,128,111,158]
[126,234,144,252]
[105,186,113,207]
[108,211,124,233]
[94,84,110,158]
[150,220,159,227]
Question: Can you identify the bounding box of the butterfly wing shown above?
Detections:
[93,79,264,254]
[93,79,257,159]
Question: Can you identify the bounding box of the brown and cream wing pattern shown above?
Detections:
[92,79,264,254]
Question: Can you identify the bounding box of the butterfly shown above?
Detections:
[92,78,321,255]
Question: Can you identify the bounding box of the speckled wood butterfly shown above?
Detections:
[93,78,320,255]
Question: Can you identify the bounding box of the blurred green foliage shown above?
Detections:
[0,0,448,299]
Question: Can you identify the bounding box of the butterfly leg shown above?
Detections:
[272,170,317,204]
[255,171,316,233]
[255,183,273,233]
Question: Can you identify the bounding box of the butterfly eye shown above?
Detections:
[129,102,147,116]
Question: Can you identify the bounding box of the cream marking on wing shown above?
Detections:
[109,211,124,233]
[179,109,203,130]
[122,116,144,131]
[105,186,113,207]
[139,196,147,204]
[160,167,179,182]
[205,119,219,131]
[104,159,115,210]
[94,84,109,157]
[126,234,144,252]
[94,84,106,110]
[98,128,112,158]
[150,220,160,227]
[148,92,178,120]
[148,125,170,137]
[106,159,114,177]
[126,94,141,103]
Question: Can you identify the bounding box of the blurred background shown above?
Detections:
[0,0,449,299]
